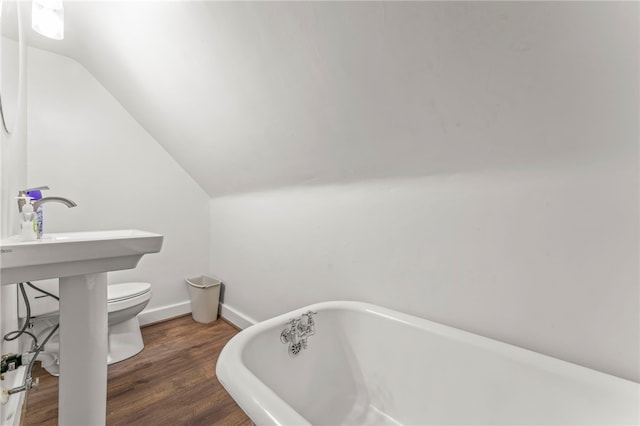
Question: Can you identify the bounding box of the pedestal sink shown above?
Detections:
[0,229,163,425]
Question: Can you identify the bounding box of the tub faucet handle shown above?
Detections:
[302,311,316,330]
[280,318,299,344]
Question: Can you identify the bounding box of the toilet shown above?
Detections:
[105,282,153,364]
[24,281,152,375]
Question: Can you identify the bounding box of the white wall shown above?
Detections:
[23,2,638,197]
[1,37,27,237]
[0,35,26,358]
[211,158,638,382]
[209,2,639,383]
[1,2,28,422]
[1,35,27,343]
[25,46,211,321]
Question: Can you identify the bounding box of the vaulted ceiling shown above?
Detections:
[19,1,639,196]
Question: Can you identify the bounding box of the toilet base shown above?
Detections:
[107,316,145,364]
[31,314,145,374]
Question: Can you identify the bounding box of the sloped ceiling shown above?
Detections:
[23,1,638,196]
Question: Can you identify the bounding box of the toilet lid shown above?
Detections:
[108,282,151,302]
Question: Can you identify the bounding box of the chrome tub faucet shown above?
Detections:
[280,311,317,357]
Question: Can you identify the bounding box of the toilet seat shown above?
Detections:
[108,282,152,314]
[108,282,151,303]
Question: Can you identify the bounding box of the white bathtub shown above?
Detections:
[216,301,639,425]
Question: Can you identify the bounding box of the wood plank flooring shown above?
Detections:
[22,315,252,425]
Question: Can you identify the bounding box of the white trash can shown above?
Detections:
[186,275,221,324]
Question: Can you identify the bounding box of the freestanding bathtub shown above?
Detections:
[216,301,639,425]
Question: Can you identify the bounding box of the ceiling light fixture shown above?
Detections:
[32,0,64,40]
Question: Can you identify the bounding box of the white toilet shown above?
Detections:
[105,282,153,364]
[24,281,152,375]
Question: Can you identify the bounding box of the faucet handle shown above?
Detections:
[18,186,50,198]
[17,186,49,211]
[285,318,299,328]
[19,186,50,194]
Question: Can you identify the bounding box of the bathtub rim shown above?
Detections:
[215,300,639,425]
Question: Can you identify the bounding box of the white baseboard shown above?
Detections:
[138,300,191,326]
[138,300,256,330]
[220,303,256,329]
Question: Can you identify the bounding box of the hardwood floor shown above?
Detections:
[22,315,252,425]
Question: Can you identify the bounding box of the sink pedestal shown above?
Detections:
[58,273,108,425]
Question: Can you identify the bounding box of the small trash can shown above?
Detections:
[186,275,221,324]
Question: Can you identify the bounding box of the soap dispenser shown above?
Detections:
[18,196,37,241]
[25,186,49,238]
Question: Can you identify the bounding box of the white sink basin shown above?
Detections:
[0,229,163,285]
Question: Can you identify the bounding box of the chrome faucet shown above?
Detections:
[280,311,316,357]
[32,197,77,210]
[17,187,77,239]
